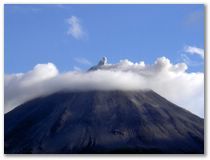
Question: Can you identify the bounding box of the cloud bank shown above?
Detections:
[4,57,204,117]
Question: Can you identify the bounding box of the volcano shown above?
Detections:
[4,90,204,154]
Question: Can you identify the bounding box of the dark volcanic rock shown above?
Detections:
[4,90,204,154]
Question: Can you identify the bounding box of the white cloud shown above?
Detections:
[184,45,204,59]
[66,16,85,40]
[74,57,91,65]
[4,57,204,118]
[4,63,58,113]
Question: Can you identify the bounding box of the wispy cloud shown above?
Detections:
[55,4,65,8]
[185,10,204,26]
[6,4,42,13]
[74,57,91,65]
[66,16,86,40]
[184,45,204,59]
[73,66,81,71]
[181,54,203,66]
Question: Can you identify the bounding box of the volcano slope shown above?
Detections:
[4,90,204,154]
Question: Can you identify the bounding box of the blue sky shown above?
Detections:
[5,4,204,73]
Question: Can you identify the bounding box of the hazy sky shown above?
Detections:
[5,4,204,73]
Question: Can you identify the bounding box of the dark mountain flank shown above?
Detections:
[4,90,204,154]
